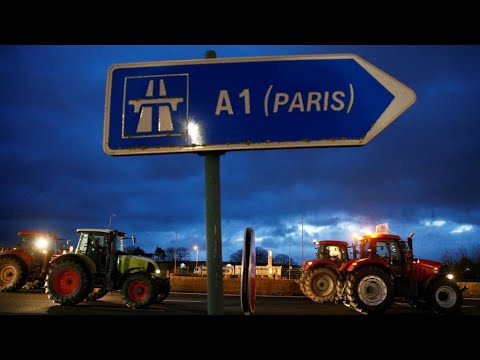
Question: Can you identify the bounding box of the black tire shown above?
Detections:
[45,260,91,305]
[0,256,26,292]
[87,287,108,301]
[428,279,463,315]
[345,266,394,315]
[298,270,307,296]
[335,272,346,304]
[301,267,338,303]
[156,279,171,303]
[121,273,158,309]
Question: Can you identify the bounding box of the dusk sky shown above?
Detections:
[1,45,479,264]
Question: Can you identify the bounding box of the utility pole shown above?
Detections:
[174,232,177,274]
[108,213,116,229]
[288,243,291,279]
[301,216,304,264]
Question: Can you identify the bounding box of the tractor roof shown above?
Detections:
[317,240,349,246]
[76,228,126,236]
[17,231,57,238]
[362,233,402,240]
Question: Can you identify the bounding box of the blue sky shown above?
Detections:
[1,45,479,264]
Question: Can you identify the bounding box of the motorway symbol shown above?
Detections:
[104,54,416,155]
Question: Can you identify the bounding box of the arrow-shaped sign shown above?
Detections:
[104,54,416,155]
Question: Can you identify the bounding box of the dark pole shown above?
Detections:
[203,49,225,314]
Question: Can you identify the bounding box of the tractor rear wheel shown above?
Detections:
[121,273,158,309]
[345,266,393,314]
[335,272,346,304]
[0,256,25,292]
[428,279,463,314]
[45,260,91,305]
[301,267,338,303]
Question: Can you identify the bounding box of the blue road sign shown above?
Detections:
[103,54,416,155]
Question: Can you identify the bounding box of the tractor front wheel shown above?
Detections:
[0,256,25,292]
[428,279,463,315]
[46,260,91,305]
[121,273,157,309]
[301,267,338,303]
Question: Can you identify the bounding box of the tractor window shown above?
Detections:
[77,233,89,253]
[389,241,402,265]
[92,235,106,249]
[361,241,371,257]
[376,241,389,259]
[116,236,125,252]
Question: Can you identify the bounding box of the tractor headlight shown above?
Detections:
[155,269,161,274]
[446,273,454,280]
[35,237,49,250]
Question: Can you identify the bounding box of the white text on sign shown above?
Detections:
[215,84,354,117]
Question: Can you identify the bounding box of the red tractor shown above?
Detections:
[299,240,351,303]
[336,224,464,315]
[0,231,69,292]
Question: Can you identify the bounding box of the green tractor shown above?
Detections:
[45,228,170,309]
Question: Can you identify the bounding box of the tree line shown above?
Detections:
[124,245,297,266]
[440,244,480,280]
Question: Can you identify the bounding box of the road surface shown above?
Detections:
[0,289,479,316]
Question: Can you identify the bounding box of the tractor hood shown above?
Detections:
[413,258,446,282]
[117,254,162,276]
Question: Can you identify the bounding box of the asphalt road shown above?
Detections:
[0,288,479,316]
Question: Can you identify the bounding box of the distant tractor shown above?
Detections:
[336,224,464,315]
[0,231,69,292]
[45,228,170,309]
[299,240,350,303]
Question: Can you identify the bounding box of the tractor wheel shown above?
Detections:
[121,273,158,309]
[45,260,91,305]
[301,267,338,303]
[298,270,307,296]
[87,288,108,301]
[428,279,463,315]
[0,256,25,292]
[334,272,346,304]
[156,280,171,304]
[345,266,393,315]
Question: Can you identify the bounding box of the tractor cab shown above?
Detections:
[315,240,350,264]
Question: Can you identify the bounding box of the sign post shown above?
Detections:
[241,227,256,315]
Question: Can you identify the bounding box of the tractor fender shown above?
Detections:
[420,273,446,294]
[118,268,149,286]
[0,249,32,270]
[303,259,339,272]
[49,253,97,274]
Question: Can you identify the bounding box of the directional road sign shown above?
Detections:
[103,54,416,155]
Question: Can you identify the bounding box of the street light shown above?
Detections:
[108,213,116,229]
[288,243,291,280]
[174,232,178,275]
[301,216,304,264]
[193,245,199,269]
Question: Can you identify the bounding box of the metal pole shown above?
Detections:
[174,232,177,274]
[108,213,116,229]
[301,216,304,264]
[203,49,224,315]
[194,245,199,269]
[288,243,291,279]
